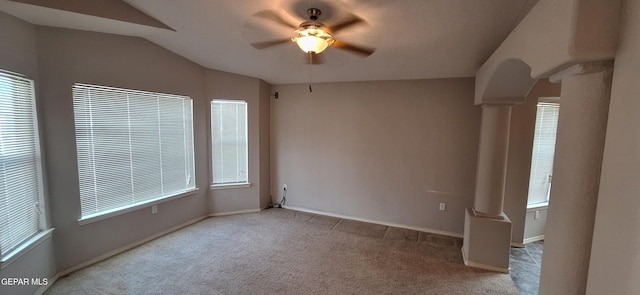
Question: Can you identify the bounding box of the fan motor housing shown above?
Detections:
[298,20,326,31]
[307,8,321,20]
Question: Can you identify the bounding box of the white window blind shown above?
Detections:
[527,102,560,205]
[211,100,248,185]
[73,84,195,219]
[0,71,45,257]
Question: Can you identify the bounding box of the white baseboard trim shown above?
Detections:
[283,205,463,238]
[524,235,545,244]
[209,208,261,217]
[461,248,510,273]
[41,211,270,295]
[34,274,59,295]
[55,215,208,280]
[511,242,525,248]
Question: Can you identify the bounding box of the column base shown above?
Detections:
[462,208,512,273]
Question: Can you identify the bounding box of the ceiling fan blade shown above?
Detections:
[305,53,325,65]
[250,39,292,50]
[254,10,298,30]
[329,14,365,34]
[332,40,375,57]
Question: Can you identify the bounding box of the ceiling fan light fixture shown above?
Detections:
[293,26,334,54]
[248,7,375,58]
[295,35,328,53]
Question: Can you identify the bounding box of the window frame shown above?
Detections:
[0,70,50,267]
[210,99,250,190]
[72,83,198,225]
[526,97,560,209]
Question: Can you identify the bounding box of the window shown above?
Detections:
[73,84,195,222]
[0,71,46,260]
[211,100,248,186]
[527,100,560,207]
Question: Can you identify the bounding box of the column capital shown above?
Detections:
[549,61,614,83]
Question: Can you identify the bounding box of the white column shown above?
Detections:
[585,16,640,292]
[462,104,514,272]
[473,105,512,217]
[539,62,613,295]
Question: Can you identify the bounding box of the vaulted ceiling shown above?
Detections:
[0,0,538,84]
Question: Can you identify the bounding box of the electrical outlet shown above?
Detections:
[152,205,158,214]
[534,210,539,219]
[283,183,287,190]
[439,203,446,211]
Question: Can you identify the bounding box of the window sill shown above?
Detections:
[210,183,251,190]
[527,201,549,211]
[1,228,55,270]
[78,188,200,226]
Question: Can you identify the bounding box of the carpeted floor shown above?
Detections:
[45,209,519,295]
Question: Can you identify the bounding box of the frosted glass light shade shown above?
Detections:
[295,35,329,53]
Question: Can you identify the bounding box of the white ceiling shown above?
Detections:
[0,0,538,84]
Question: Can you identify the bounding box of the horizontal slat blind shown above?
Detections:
[527,102,560,205]
[0,71,43,256]
[73,84,195,218]
[211,100,248,185]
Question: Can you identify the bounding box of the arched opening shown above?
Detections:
[481,58,536,105]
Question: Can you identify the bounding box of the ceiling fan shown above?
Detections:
[249,7,376,64]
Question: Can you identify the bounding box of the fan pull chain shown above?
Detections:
[308,52,313,93]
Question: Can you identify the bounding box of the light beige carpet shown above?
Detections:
[45,209,519,295]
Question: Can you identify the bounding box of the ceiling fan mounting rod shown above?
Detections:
[307,8,321,20]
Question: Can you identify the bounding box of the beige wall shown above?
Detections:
[0,238,56,295]
[0,18,273,294]
[586,0,640,293]
[504,79,560,245]
[259,81,272,208]
[0,12,57,295]
[204,70,270,213]
[0,12,38,78]
[271,79,480,234]
[5,0,635,293]
[0,14,273,291]
[36,27,210,271]
[524,208,547,241]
